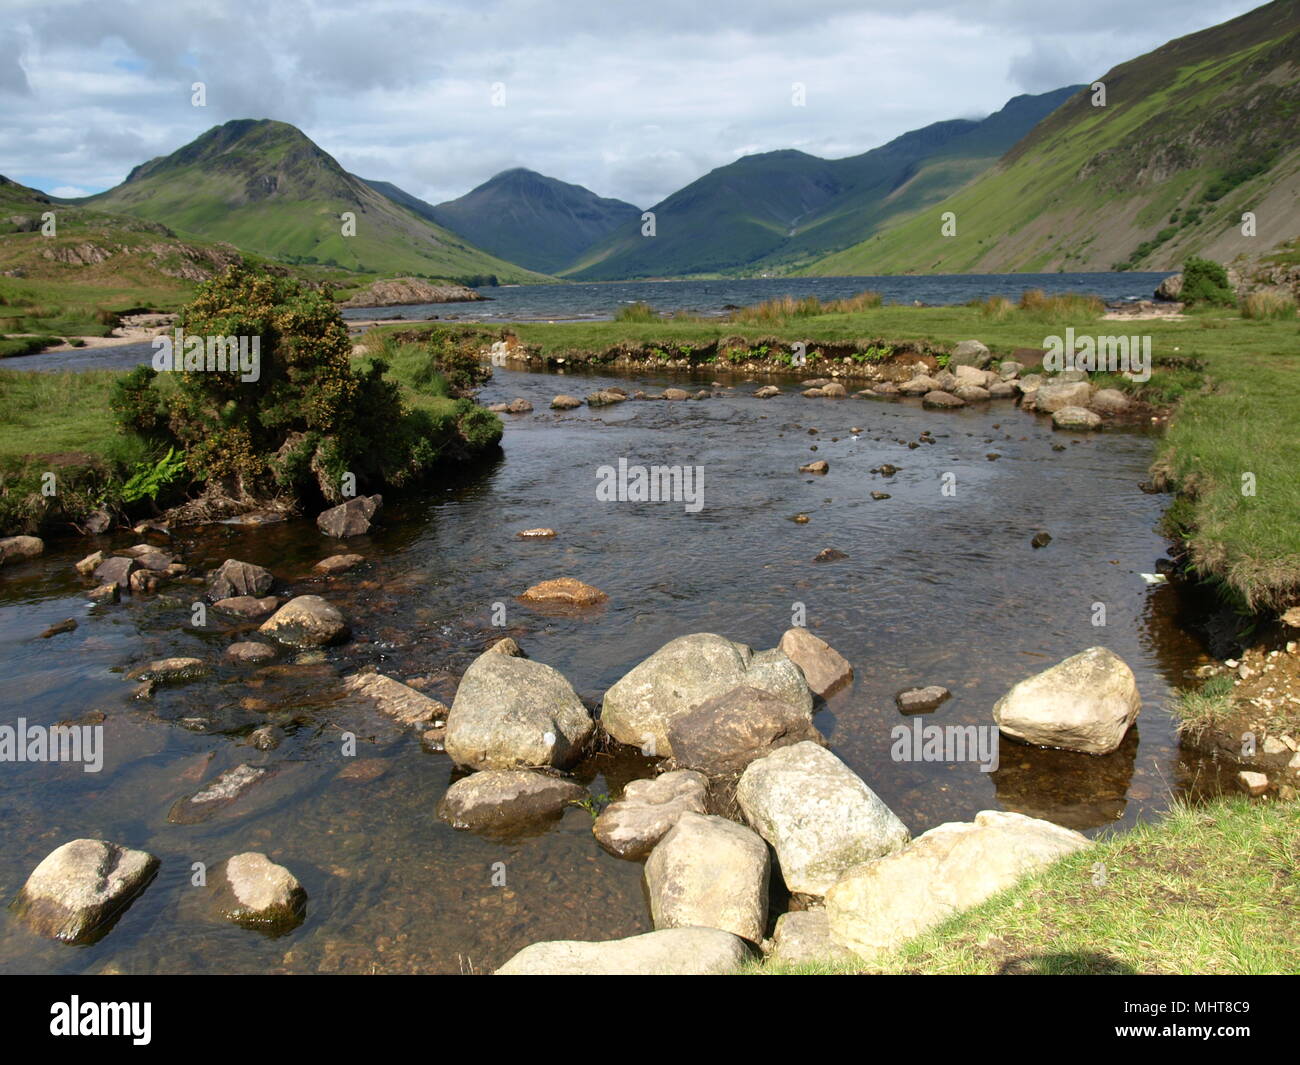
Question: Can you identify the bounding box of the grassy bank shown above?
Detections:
[757,796,1299,975]
[377,297,1296,610]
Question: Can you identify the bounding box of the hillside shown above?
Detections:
[805,0,1300,275]
[412,168,642,274]
[84,120,549,283]
[564,87,1079,280]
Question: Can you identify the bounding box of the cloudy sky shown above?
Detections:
[0,0,1264,208]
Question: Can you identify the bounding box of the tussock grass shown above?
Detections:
[729,290,882,325]
[614,301,659,323]
[1017,288,1105,319]
[1241,288,1297,320]
[1169,673,1236,734]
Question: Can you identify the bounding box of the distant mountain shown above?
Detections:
[394,168,643,274]
[84,120,548,282]
[564,87,1080,280]
[805,0,1300,274]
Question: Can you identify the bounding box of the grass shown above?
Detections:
[1169,673,1237,734]
[754,796,1300,975]
[1241,289,1298,320]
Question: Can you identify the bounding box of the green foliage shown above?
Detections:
[1180,256,1236,306]
[119,446,187,504]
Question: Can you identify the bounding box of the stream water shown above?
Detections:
[0,364,1226,973]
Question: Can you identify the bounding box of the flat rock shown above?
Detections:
[738,741,910,897]
[213,595,279,618]
[168,764,272,824]
[226,641,277,664]
[437,769,586,833]
[344,672,447,727]
[496,927,750,975]
[259,595,349,647]
[825,810,1089,959]
[14,839,158,944]
[593,770,709,859]
[314,553,363,575]
[94,555,138,589]
[895,685,951,714]
[644,812,769,942]
[127,656,209,683]
[519,577,607,605]
[75,550,105,575]
[992,646,1140,754]
[778,627,853,698]
[515,528,556,539]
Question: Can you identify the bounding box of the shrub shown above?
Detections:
[1180,257,1236,307]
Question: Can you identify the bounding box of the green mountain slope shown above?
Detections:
[564,87,1079,280]
[409,168,642,274]
[85,120,548,283]
[805,0,1300,275]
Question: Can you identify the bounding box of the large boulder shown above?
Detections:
[14,839,158,944]
[444,650,594,769]
[737,742,909,896]
[601,633,811,757]
[898,375,941,396]
[777,627,853,698]
[208,558,273,600]
[948,340,992,369]
[825,810,1090,960]
[213,852,306,934]
[992,646,1140,755]
[666,685,823,776]
[496,927,750,975]
[593,770,709,859]
[768,909,857,967]
[317,494,382,538]
[1052,406,1102,430]
[1032,381,1093,413]
[644,812,770,942]
[437,770,586,833]
[259,595,349,647]
[1089,388,1131,414]
[0,535,43,566]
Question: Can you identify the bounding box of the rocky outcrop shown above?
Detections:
[259,595,349,647]
[644,812,770,942]
[14,839,158,943]
[437,770,586,833]
[666,686,822,776]
[444,649,594,769]
[600,633,812,757]
[992,646,1140,755]
[317,494,382,537]
[592,770,709,859]
[777,627,853,698]
[208,558,274,600]
[737,742,909,896]
[496,927,750,975]
[213,852,306,933]
[825,810,1090,960]
[339,277,485,307]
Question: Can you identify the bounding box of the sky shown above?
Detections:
[0,0,1266,208]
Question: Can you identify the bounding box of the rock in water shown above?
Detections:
[314,553,364,575]
[518,577,607,606]
[496,927,750,975]
[992,646,1140,754]
[600,633,812,757]
[825,811,1089,960]
[316,494,382,538]
[1033,382,1093,413]
[895,685,950,714]
[0,535,43,566]
[593,770,709,859]
[93,556,138,589]
[259,595,349,647]
[550,394,582,410]
[666,685,823,776]
[344,672,447,728]
[168,764,272,824]
[14,839,158,944]
[777,627,853,698]
[208,558,274,600]
[644,812,769,942]
[1052,406,1102,430]
[444,649,593,769]
[214,852,306,934]
[437,770,586,833]
[737,742,909,897]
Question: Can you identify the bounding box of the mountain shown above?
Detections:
[389,168,643,274]
[804,0,1300,275]
[563,86,1080,280]
[83,120,548,282]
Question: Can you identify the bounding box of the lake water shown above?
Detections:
[0,362,1229,974]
